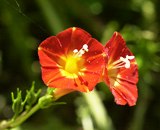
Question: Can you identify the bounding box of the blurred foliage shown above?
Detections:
[0,0,160,130]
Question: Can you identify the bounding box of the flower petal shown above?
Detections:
[77,38,106,91]
[108,65,138,106]
[104,32,138,106]
[56,27,92,54]
[38,27,105,92]
[105,32,133,64]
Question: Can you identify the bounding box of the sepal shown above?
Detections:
[25,82,41,110]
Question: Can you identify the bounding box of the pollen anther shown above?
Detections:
[119,55,134,68]
[73,44,89,57]
[73,49,78,53]
[83,44,89,52]
[111,55,134,69]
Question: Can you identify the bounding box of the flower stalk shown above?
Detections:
[1,102,40,129]
[0,83,67,130]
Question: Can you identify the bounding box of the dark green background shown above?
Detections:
[0,0,160,130]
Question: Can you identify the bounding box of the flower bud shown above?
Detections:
[38,95,53,109]
[11,89,24,115]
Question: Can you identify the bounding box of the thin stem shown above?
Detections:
[83,90,115,130]
[11,103,40,128]
[0,94,55,130]
[0,103,40,130]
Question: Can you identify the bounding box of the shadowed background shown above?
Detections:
[0,0,160,130]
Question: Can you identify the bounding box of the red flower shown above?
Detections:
[103,32,138,106]
[38,27,105,92]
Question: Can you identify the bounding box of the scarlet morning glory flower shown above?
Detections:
[38,27,105,93]
[103,32,138,106]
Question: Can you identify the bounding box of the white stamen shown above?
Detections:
[124,60,130,68]
[73,49,78,53]
[73,44,89,57]
[126,55,135,60]
[83,44,89,52]
[111,55,134,69]
[119,55,134,68]
[79,49,85,55]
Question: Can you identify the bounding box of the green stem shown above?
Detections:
[0,94,54,130]
[11,103,40,128]
[0,103,40,130]
[83,90,115,130]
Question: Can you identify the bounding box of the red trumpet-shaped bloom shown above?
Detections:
[38,27,105,92]
[103,32,138,106]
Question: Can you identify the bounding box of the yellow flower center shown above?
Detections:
[58,44,88,78]
[65,55,82,74]
[58,54,85,78]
